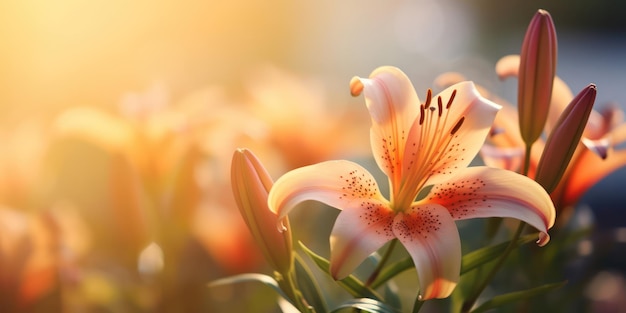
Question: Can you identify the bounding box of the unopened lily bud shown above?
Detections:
[535,84,597,193]
[231,148,293,273]
[518,9,558,146]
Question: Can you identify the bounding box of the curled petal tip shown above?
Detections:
[276,219,288,233]
[350,76,364,97]
[537,232,550,247]
[582,138,610,160]
[416,277,458,300]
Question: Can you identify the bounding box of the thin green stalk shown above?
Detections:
[522,144,532,176]
[366,239,398,286]
[278,268,313,313]
[461,221,525,313]
[412,293,424,313]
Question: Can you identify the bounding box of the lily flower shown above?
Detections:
[268,66,556,300]
[557,105,626,209]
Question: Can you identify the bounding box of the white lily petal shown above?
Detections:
[354,66,421,187]
[268,160,387,225]
[479,144,525,172]
[393,203,460,300]
[329,204,395,279]
[489,101,525,148]
[426,166,556,246]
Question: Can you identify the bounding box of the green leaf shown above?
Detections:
[370,233,539,289]
[367,251,382,265]
[299,241,383,301]
[461,233,538,275]
[295,254,328,313]
[560,226,593,247]
[470,281,567,313]
[383,281,402,311]
[330,298,400,313]
[208,273,293,306]
[371,258,413,289]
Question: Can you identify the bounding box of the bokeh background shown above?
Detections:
[1,1,625,312]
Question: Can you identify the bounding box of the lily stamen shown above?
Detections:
[401,90,462,205]
[438,96,443,117]
[424,88,433,109]
[451,117,465,135]
[446,89,457,109]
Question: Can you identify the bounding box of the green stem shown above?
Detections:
[279,268,312,313]
[365,239,398,287]
[461,221,525,313]
[522,144,532,176]
[412,293,424,313]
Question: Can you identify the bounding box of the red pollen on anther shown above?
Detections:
[450,116,465,135]
[424,89,433,109]
[437,96,443,117]
[446,89,457,109]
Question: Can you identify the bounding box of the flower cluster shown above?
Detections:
[226,9,625,313]
[1,7,623,313]
[0,67,368,312]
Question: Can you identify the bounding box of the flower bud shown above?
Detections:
[231,148,293,273]
[535,84,597,193]
[518,9,558,146]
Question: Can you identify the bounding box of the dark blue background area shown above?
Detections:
[582,167,626,229]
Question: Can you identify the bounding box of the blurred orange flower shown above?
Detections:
[0,119,48,209]
[244,66,370,170]
[0,208,58,312]
[0,66,381,310]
